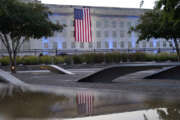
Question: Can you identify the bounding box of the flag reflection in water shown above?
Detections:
[76,91,94,115]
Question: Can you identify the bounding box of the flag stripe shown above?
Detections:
[74,8,92,42]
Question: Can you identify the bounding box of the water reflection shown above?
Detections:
[76,92,94,116]
[0,86,180,120]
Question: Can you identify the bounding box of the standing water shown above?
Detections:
[0,85,179,120]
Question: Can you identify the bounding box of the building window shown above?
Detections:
[113,41,117,48]
[62,42,67,49]
[53,42,58,49]
[112,21,116,28]
[112,31,117,38]
[89,42,93,48]
[136,43,139,48]
[163,41,167,48]
[97,41,101,48]
[104,20,109,28]
[120,31,124,38]
[128,41,132,48]
[44,43,48,49]
[96,31,101,38]
[127,32,131,38]
[120,41,124,48]
[71,42,76,48]
[120,21,124,28]
[62,30,67,37]
[150,41,153,48]
[127,22,131,28]
[71,31,74,37]
[80,43,84,48]
[96,21,101,28]
[156,41,160,48]
[105,41,109,48]
[104,31,109,38]
[142,41,146,48]
[61,19,67,24]
[23,41,30,49]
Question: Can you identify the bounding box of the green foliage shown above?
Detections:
[155,53,177,62]
[128,52,147,62]
[22,56,39,65]
[54,56,64,64]
[130,0,180,61]
[120,53,128,62]
[144,54,156,61]
[16,56,22,65]
[0,0,64,72]
[72,55,83,64]
[39,56,52,64]
[0,53,178,66]
[64,56,72,65]
[0,56,10,66]
[82,53,105,64]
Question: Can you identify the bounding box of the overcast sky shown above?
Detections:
[41,0,157,9]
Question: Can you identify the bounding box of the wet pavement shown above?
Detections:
[13,68,180,97]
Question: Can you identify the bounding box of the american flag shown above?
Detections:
[74,8,92,42]
[76,92,94,115]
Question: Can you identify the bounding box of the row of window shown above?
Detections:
[60,30,132,38]
[96,31,131,38]
[53,17,135,29]
[96,20,133,29]
[44,41,172,49]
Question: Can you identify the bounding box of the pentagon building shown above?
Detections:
[0,1,176,54]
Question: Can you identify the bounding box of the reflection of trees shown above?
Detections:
[144,99,180,120]
[0,90,68,118]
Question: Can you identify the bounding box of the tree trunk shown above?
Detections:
[173,38,180,62]
[10,54,17,73]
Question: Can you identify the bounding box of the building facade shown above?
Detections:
[0,1,177,55]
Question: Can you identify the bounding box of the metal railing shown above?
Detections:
[0,48,177,56]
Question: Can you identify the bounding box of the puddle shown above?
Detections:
[0,86,180,120]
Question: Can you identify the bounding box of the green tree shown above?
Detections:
[0,0,64,73]
[130,0,180,61]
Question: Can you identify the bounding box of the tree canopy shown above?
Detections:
[130,0,180,61]
[0,0,64,72]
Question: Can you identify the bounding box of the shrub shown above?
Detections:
[0,56,10,66]
[16,56,23,65]
[22,56,39,65]
[111,52,121,63]
[168,53,178,61]
[39,56,52,64]
[120,53,128,62]
[104,53,114,63]
[155,53,171,62]
[54,56,65,64]
[128,52,147,62]
[72,55,83,64]
[145,54,156,61]
[64,56,72,65]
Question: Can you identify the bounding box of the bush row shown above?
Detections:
[0,52,178,66]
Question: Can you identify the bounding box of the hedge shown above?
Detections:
[0,52,178,66]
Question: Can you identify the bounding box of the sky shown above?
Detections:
[41,0,157,9]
